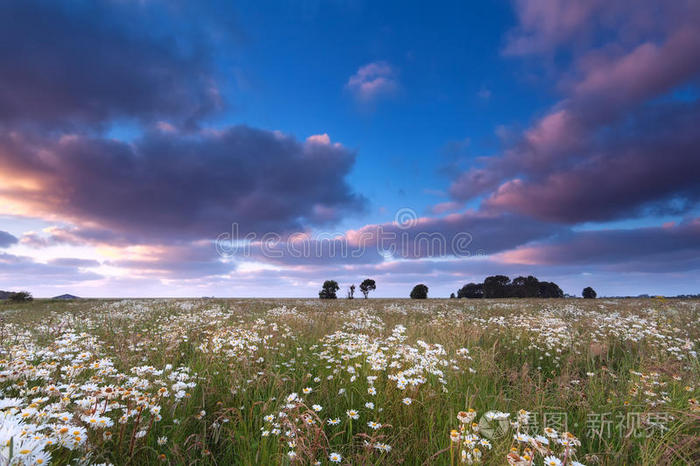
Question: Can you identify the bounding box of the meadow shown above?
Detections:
[1,298,698,465]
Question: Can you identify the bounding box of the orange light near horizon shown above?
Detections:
[493,247,542,265]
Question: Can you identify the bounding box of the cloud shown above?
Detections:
[346,62,399,102]
[0,127,365,242]
[497,218,700,272]
[482,101,700,222]
[431,202,463,215]
[232,210,563,266]
[502,0,697,57]
[106,242,234,279]
[0,231,18,248]
[47,258,101,268]
[0,252,103,284]
[503,0,607,56]
[0,1,221,130]
[449,0,700,223]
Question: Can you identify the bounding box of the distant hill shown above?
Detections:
[52,294,81,300]
[0,290,10,300]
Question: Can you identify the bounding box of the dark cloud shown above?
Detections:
[0,231,18,248]
[483,101,700,222]
[0,127,365,241]
[0,0,220,130]
[450,0,700,223]
[498,218,700,272]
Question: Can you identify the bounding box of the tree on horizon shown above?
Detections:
[319,280,340,299]
[410,284,428,299]
[359,278,376,298]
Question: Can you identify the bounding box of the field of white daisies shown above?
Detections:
[1,298,698,465]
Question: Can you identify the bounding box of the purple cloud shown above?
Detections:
[0,252,102,285]
[0,231,18,248]
[0,127,365,242]
[498,218,700,272]
[483,101,700,222]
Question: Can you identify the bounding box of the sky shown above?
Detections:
[0,0,699,298]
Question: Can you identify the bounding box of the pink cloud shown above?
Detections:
[503,0,607,56]
[346,61,399,101]
[431,201,463,215]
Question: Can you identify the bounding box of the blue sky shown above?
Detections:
[0,0,698,297]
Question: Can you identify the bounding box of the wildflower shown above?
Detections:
[367,420,382,430]
[312,404,323,412]
[327,418,340,425]
[402,397,412,405]
[517,409,529,425]
[457,409,476,424]
[329,452,342,463]
[346,409,359,420]
[543,456,562,466]
[374,442,392,452]
[157,436,168,445]
[33,450,51,464]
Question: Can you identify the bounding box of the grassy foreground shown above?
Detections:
[1,298,698,465]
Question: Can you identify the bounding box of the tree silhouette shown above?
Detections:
[410,284,428,299]
[456,275,565,299]
[511,276,540,298]
[319,280,340,299]
[582,287,597,299]
[483,275,511,298]
[538,281,564,298]
[457,283,484,298]
[359,279,376,299]
[347,284,356,299]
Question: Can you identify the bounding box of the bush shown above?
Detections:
[582,287,597,299]
[9,291,33,302]
[410,284,428,299]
